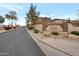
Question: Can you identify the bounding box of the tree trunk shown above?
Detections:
[32,22,36,29]
[11,19,14,29]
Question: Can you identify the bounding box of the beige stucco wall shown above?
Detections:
[35,24,43,31]
[53,20,63,24]
[46,25,63,33]
[68,23,79,33]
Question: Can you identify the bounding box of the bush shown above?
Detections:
[13,26,16,29]
[71,31,79,36]
[28,27,33,30]
[34,29,39,33]
[16,24,21,28]
[51,31,59,35]
[4,26,11,30]
[27,24,31,28]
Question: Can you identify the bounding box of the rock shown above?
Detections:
[66,34,79,40]
[43,31,51,37]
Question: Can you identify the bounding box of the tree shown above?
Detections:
[26,3,40,28]
[5,14,11,24]
[5,11,17,26]
[0,15,5,28]
[76,10,79,18]
[67,17,71,23]
[0,15,5,24]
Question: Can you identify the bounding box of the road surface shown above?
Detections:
[0,27,45,56]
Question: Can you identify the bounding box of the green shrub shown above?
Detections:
[28,27,33,30]
[27,24,31,28]
[34,29,39,33]
[71,31,79,36]
[51,31,59,35]
[16,24,21,28]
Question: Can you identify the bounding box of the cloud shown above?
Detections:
[16,17,26,26]
[39,14,48,17]
[3,17,26,26]
[0,3,25,26]
[39,14,78,20]
[54,14,78,20]
[39,14,57,19]
[10,4,23,11]
[0,4,23,13]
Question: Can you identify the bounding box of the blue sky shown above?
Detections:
[0,3,79,25]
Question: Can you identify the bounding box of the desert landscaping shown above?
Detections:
[26,11,79,56]
[27,24,79,55]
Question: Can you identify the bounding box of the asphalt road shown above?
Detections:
[0,27,45,56]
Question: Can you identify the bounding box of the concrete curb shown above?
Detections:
[26,28,73,56]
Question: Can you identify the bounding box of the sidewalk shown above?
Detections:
[26,28,79,56]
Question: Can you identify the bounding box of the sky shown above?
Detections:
[0,3,79,25]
